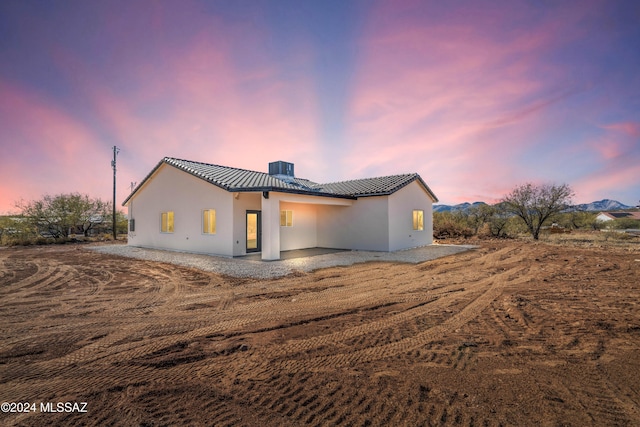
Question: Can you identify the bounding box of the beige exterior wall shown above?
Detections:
[317,196,390,251]
[388,181,434,250]
[127,164,234,256]
[316,181,434,251]
[231,192,261,256]
[280,201,317,251]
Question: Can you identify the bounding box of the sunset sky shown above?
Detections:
[1,0,639,214]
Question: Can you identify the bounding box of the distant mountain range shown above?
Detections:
[433,199,633,213]
[572,199,634,211]
[433,202,488,213]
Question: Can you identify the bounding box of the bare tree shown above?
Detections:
[502,183,574,240]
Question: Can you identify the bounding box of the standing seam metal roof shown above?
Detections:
[122,157,438,205]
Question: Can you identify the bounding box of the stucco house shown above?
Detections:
[122,157,438,260]
[596,211,640,222]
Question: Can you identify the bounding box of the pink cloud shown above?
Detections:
[602,122,640,138]
[573,162,640,204]
[573,121,640,202]
[0,80,108,213]
[584,121,639,162]
[44,12,322,204]
[342,0,610,203]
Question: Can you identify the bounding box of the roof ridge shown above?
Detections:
[164,157,270,176]
[319,172,417,186]
[165,157,323,192]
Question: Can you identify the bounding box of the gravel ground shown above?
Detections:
[88,243,476,279]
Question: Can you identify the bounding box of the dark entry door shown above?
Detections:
[246,211,261,252]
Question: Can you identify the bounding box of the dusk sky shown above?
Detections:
[1,0,639,214]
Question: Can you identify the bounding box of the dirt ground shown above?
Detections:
[1,236,639,426]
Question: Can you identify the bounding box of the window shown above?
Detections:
[412,210,424,231]
[129,219,135,232]
[203,209,216,234]
[280,210,293,227]
[161,211,174,233]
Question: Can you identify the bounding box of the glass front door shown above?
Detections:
[246,211,261,252]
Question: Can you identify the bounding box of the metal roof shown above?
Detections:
[600,211,640,220]
[122,157,438,205]
[316,174,430,197]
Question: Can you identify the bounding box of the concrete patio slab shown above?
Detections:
[237,247,349,261]
[89,244,476,279]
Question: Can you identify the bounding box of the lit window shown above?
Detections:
[161,211,174,233]
[413,210,424,231]
[280,210,293,227]
[203,209,216,234]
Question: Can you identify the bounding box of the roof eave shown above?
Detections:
[415,175,439,203]
[122,159,166,206]
[350,191,395,198]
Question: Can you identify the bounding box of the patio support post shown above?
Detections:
[261,193,281,260]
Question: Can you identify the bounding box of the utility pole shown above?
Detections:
[111,146,120,240]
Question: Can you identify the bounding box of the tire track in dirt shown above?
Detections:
[2,258,128,358]
[15,261,490,397]
[0,252,16,284]
[3,246,518,376]
[243,269,448,320]
[80,266,115,296]
[229,263,531,381]
[250,294,445,360]
[562,365,634,426]
[2,241,639,427]
[0,255,174,373]
[120,270,167,315]
[177,247,528,384]
[28,277,268,371]
[1,259,52,292]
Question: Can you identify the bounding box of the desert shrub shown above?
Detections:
[4,233,36,247]
[605,218,640,230]
[3,233,88,246]
[4,235,59,246]
[546,211,598,230]
[434,207,525,239]
[433,212,474,239]
[539,230,638,247]
[0,216,35,246]
[601,230,638,241]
